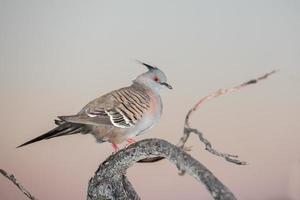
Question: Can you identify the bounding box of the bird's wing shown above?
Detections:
[58,113,112,126]
[105,87,151,128]
[60,86,151,128]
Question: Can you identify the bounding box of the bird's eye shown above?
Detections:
[154,76,160,82]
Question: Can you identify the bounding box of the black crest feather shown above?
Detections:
[136,60,157,71]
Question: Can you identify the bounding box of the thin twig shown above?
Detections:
[0,169,38,200]
[184,70,278,128]
[180,70,278,166]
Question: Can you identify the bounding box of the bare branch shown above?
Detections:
[179,70,278,166]
[0,169,38,200]
[87,139,237,200]
[184,70,278,128]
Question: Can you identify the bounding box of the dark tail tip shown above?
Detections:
[16,140,35,148]
[16,132,53,148]
[16,143,26,148]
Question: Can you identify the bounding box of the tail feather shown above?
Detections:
[17,122,83,148]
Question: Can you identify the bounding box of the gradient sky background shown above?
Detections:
[1,0,299,199]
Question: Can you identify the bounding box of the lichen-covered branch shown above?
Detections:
[87,138,236,200]
[0,169,38,200]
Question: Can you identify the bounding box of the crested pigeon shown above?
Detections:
[17,61,172,151]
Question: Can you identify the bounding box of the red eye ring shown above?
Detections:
[154,76,160,82]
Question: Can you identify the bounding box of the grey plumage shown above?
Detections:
[17,61,172,149]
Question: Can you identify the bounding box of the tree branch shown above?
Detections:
[180,70,277,165]
[0,169,38,200]
[87,139,236,200]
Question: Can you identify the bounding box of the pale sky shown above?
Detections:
[1,0,300,199]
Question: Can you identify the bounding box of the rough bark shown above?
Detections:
[87,139,236,200]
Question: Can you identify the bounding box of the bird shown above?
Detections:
[17,61,172,151]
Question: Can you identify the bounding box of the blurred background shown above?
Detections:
[0,0,299,199]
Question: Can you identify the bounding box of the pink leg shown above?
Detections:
[125,138,137,148]
[111,143,119,152]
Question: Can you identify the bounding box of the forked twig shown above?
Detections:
[179,70,278,166]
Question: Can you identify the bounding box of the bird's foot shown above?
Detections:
[125,138,136,148]
[111,143,119,153]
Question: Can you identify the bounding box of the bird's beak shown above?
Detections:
[160,82,173,89]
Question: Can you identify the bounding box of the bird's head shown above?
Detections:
[133,61,172,92]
